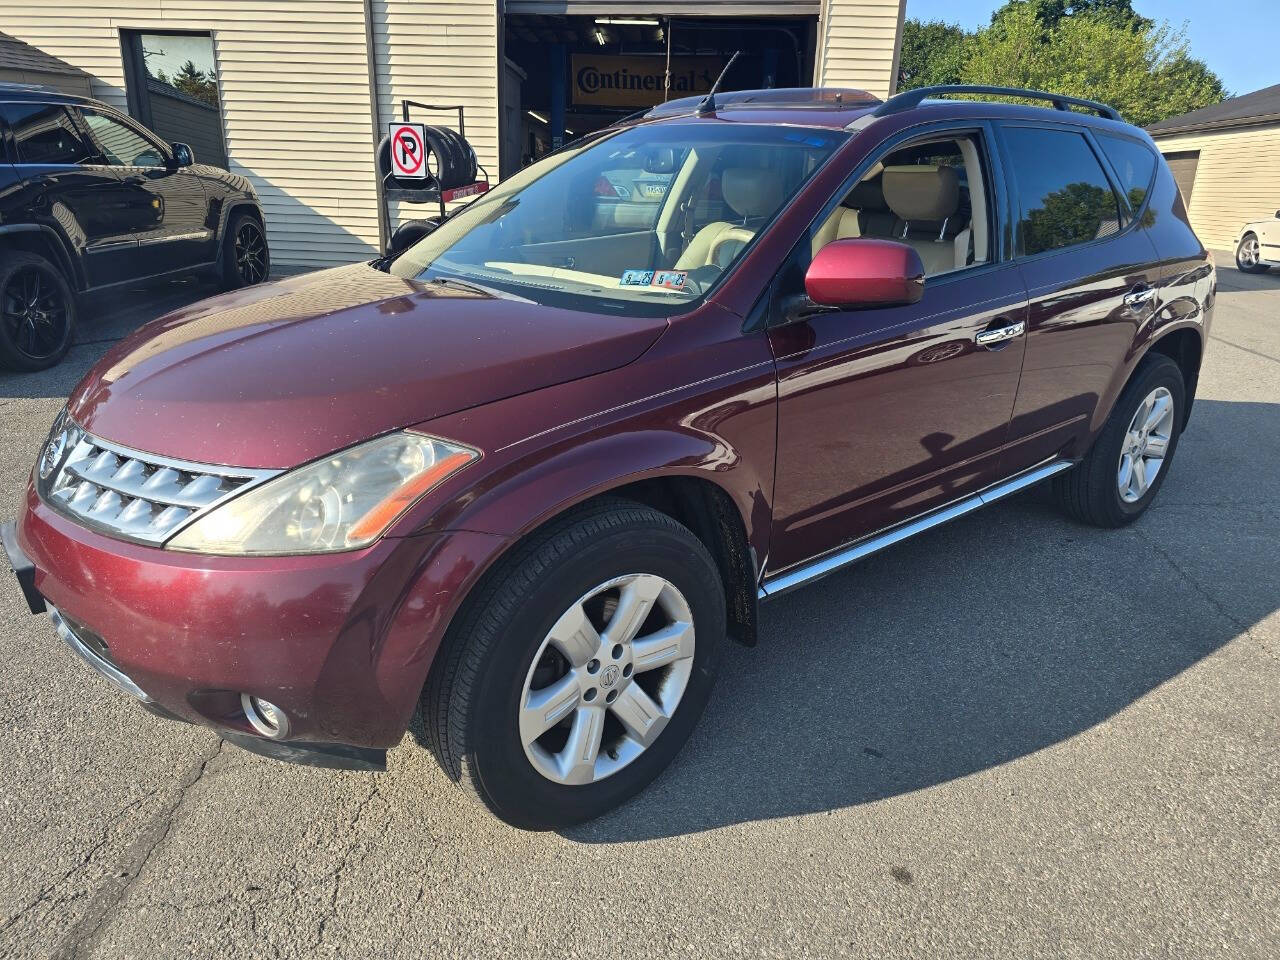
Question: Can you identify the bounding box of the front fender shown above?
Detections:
[392,321,779,568]
[427,426,768,557]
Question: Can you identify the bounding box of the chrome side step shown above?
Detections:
[758,459,1074,600]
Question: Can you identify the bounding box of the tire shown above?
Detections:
[0,250,77,372]
[1052,353,1185,527]
[220,211,270,289]
[1236,233,1271,274]
[378,128,477,191]
[424,499,727,830]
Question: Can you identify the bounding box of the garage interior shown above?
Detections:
[501,14,818,175]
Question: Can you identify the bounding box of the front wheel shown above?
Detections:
[1052,353,1185,527]
[424,500,726,829]
[1236,233,1270,273]
[220,212,270,289]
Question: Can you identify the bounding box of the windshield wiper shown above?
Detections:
[428,275,492,296]
[425,274,535,303]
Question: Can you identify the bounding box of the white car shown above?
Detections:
[1235,212,1280,273]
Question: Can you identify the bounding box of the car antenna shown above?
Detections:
[696,51,741,116]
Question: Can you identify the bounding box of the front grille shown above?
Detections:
[40,425,278,546]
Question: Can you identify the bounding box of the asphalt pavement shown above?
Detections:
[0,260,1276,959]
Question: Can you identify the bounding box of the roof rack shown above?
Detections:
[644,87,880,120]
[873,85,1123,122]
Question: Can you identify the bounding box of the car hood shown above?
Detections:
[69,263,667,468]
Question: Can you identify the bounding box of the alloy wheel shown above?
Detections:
[234,222,268,284]
[1117,385,1175,503]
[1238,236,1260,267]
[2,266,68,362]
[519,573,696,786]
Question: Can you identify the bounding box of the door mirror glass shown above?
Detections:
[643,146,676,174]
[388,217,441,256]
[805,238,925,308]
[170,142,195,167]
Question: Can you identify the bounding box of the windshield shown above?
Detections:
[390,122,848,315]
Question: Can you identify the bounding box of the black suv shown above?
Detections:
[0,83,269,371]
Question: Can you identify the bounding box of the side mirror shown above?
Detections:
[644,147,676,174]
[388,218,440,256]
[805,238,925,309]
[170,142,195,167]
[1274,210,1280,218]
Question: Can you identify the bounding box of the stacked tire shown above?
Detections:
[378,126,477,191]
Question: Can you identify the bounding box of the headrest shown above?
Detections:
[882,165,960,222]
[722,168,784,219]
[845,177,888,212]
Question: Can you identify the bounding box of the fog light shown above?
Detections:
[241,693,290,740]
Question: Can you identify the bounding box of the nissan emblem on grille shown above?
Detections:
[37,421,278,545]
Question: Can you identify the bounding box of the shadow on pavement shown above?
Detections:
[571,397,1278,842]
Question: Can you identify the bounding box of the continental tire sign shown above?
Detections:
[572,55,724,108]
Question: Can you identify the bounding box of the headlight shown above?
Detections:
[166,431,478,555]
[38,406,74,481]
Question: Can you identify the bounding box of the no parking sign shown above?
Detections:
[388,122,426,179]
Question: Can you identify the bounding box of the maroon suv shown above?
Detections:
[4,86,1213,828]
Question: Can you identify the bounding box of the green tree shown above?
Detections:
[898,19,968,89]
[171,59,218,106]
[898,0,1225,127]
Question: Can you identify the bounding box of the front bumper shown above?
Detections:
[5,485,507,761]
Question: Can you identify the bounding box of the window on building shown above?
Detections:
[80,108,165,167]
[121,29,228,168]
[3,103,96,165]
[1098,133,1157,222]
[1003,126,1122,257]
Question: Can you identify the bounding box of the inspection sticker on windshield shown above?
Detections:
[619,269,655,287]
[650,270,687,291]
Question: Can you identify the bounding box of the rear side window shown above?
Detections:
[2,103,95,165]
[1003,126,1121,257]
[1097,133,1157,220]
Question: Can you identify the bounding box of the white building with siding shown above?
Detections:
[1147,83,1280,252]
[0,0,905,270]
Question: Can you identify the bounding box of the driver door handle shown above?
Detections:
[975,319,1025,348]
[1123,285,1157,308]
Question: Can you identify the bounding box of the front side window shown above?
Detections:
[79,109,165,167]
[1003,126,1122,257]
[390,123,847,315]
[3,103,95,165]
[1097,133,1157,223]
[813,132,993,278]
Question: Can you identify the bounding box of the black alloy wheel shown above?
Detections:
[0,254,75,371]
[234,220,269,285]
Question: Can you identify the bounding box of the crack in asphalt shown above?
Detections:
[0,785,165,943]
[313,781,383,952]
[1134,527,1279,665]
[45,738,226,960]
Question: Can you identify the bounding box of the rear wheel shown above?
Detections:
[220,212,270,289]
[0,251,76,372]
[1236,233,1270,273]
[1052,353,1185,527]
[424,500,726,829]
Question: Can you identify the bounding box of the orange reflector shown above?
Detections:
[347,451,475,543]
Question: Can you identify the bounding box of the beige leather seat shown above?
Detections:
[812,179,898,253]
[675,168,785,270]
[881,165,970,275]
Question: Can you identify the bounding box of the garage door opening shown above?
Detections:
[501,14,817,175]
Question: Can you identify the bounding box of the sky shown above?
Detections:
[903,0,1278,97]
